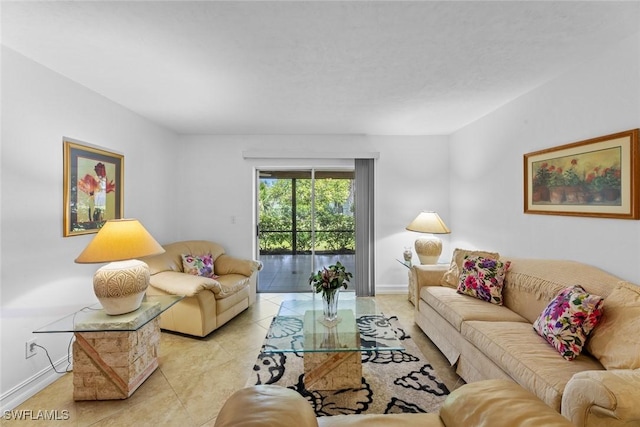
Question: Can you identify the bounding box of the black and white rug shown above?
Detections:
[247,315,450,417]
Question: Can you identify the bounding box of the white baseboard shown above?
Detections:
[0,357,70,412]
[375,283,408,295]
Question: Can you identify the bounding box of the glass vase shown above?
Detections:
[322,288,340,322]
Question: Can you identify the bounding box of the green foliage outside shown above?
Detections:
[259,178,355,253]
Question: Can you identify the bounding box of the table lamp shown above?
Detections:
[406,211,451,264]
[75,218,165,315]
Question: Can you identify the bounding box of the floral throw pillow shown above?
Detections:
[532,285,603,361]
[181,253,218,279]
[456,256,511,305]
[442,248,500,288]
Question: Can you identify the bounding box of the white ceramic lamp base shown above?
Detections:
[93,259,150,315]
[414,235,442,265]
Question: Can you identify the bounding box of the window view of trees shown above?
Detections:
[258,173,355,254]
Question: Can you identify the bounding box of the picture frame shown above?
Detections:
[524,129,639,219]
[63,138,124,236]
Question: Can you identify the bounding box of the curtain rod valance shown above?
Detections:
[242,151,379,159]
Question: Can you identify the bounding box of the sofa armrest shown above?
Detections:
[562,369,640,427]
[411,264,448,301]
[441,379,573,427]
[215,254,262,277]
[215,385,318,427]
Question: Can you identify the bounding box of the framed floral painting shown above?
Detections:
[524,129,639,219]
[63,139,124,236]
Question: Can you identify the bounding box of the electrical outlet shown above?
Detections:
[25,338,37,359]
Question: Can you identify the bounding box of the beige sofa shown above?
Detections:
[142,240,262,337]
[215,379,573,426]
[412,254,640,427]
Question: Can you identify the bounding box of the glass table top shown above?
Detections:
[263,296,405,354]
[33,295,183,333]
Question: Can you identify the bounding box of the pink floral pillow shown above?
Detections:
[181,253,219,279]
[456,256,511,305]
[533,285,603,361]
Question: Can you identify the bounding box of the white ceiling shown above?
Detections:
[2,1,639,136]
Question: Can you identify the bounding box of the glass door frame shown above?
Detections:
[255,167,355,292]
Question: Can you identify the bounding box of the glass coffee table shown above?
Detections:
[263,296,404,390]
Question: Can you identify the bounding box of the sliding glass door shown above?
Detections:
[257,169,355,293]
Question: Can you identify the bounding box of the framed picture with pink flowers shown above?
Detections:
[524,129,639,219]
[63,138,124,236]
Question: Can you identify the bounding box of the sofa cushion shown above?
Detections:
[421,286,527,332]
[181,253,219,278]
[532,285,603,361]
[456,256,510,305]
[441,248,500,288]
[461,320,603,410]
[586,281,640,369]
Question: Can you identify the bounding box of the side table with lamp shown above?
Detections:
[33,295,183,400]
[404,211,451,305]
[33,218,181,400]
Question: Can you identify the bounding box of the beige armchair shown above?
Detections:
[142,240,262,337]
[215,380,573,427]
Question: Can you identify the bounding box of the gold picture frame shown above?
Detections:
[524,129,639,219]
[63,139,124,236]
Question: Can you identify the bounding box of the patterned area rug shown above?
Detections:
[247,315,450,416]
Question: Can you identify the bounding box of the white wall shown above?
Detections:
[0,47,179,408]
[450,33,640,283]
[175,134,451,293]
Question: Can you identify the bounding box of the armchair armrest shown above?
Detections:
[215,385,318,427]
[149,271,221,297]
[562,369,640,427]
[214,254,262,277]
[442,379,573,427]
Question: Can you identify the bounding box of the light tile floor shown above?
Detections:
[258,254,355,292]
[6,294,460,427]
